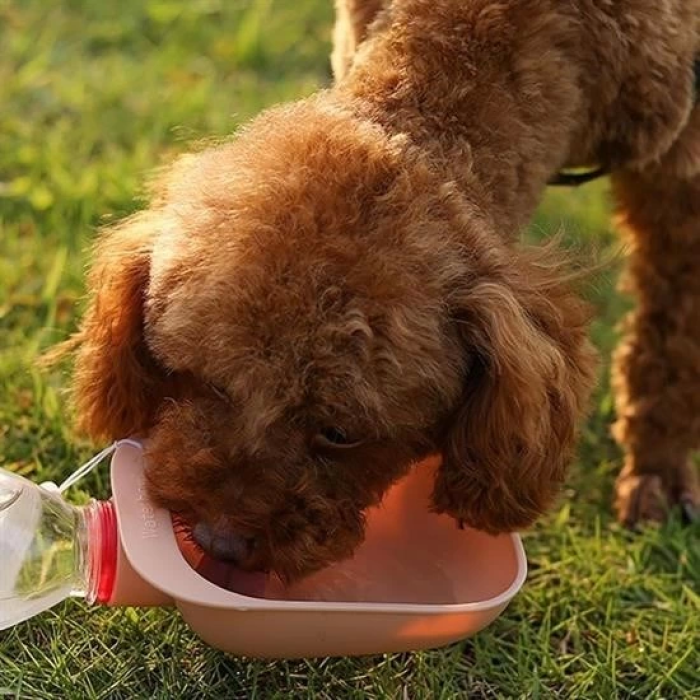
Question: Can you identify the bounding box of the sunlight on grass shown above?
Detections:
[1,1,698,698]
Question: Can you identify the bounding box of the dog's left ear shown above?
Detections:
[433,246,596,532]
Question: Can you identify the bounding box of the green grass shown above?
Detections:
[1,1,698,697]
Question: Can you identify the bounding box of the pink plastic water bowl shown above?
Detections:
[108,442,527,658]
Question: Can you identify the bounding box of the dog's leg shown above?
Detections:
[612,109,700,526]
[331,0,386,81]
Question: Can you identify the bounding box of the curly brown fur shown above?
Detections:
[60,0,700,580]
[332,0,386,80]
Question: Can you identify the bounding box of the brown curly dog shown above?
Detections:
[63,0,699,582]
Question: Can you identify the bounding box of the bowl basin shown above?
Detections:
[109,442,527,658]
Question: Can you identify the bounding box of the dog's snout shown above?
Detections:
[192,521,256,564]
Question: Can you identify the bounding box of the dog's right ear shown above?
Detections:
[64,213,167,441]
[432,244,597,533]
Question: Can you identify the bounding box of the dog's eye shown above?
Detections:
[314,427,361,449]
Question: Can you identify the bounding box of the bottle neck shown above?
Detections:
[79,499,118,605]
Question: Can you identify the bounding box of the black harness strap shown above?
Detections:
[548,165,609,187]
[548,57,700,187]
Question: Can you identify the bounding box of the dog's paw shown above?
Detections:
[614,462,700,528]
[615,472,668,527]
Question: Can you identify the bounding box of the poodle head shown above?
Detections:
[69,98,595,581]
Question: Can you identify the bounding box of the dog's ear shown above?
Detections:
[67,213,168,441]
[433,246,596,532]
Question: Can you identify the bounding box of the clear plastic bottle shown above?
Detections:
[0,467,117,630]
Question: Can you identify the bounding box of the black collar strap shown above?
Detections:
[548,57,700,187]
[548,165,609,186]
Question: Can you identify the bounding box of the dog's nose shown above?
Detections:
[192,521,255,564]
